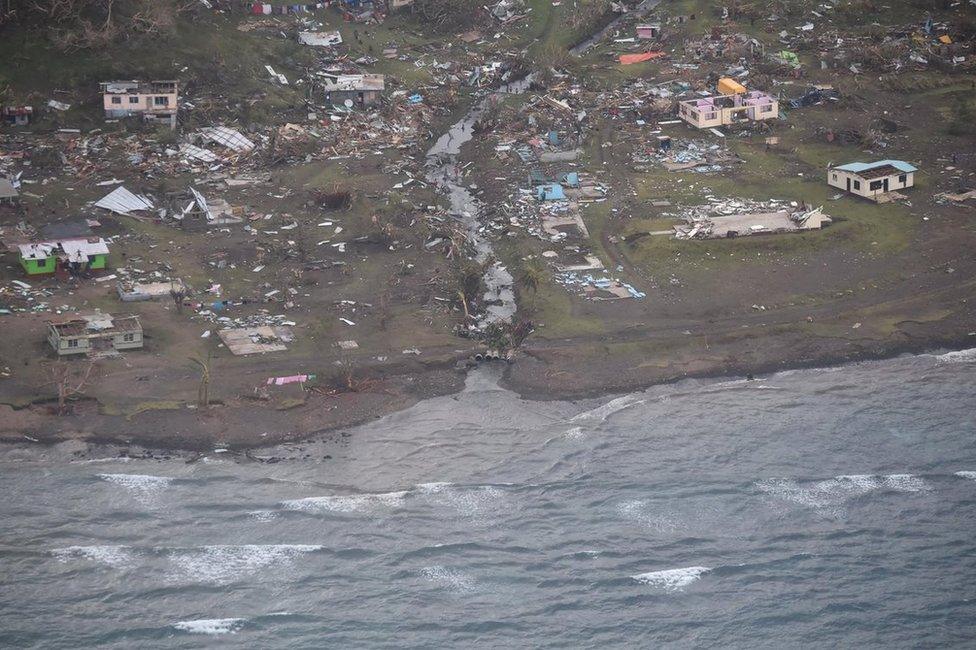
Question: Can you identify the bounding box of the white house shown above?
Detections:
[827,160,916,201]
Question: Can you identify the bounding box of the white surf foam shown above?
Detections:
[632,566,710,591]
[954,471,976,481]
[98,473,173,505]
[281,491,408,514]
[881,474,931,492]
[52,545,134,569]
[935,348,976,363]
[616,500,680,533]
[563,426,586,440]
[570,395,645,422]
[421,565,476,592]
[173,618,246,635]
[757,473,930,507]
[167,544,322,585]
[417,483,505,516]
[247,510,279,522]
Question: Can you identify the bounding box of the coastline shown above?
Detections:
[2,330,973,455]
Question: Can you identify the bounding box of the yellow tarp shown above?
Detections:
[939,35,952,44]
[717,77,747,95]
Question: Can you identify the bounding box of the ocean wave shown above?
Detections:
[570,395,645,422]
[51,545,134,569]
[281,491,408,514]
[934,348,976,363]
[881,474,931,492]
[632,566,710,591]
[247,510,279,522]
[173,618,246,635]
[955,471,976,481]
[417,483,506,516]
[70,457,132,464]
[563,426,586,440]
[98,473,173,505]
[167,544,322,585]
[757,473,931,508]
[421,565,476,592]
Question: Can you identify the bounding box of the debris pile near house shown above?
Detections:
[672,200,832,240]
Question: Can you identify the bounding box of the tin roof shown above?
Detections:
[834,160,917,174]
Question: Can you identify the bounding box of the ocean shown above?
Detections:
[2,350,975,648]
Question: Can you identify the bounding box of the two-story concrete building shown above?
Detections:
[47,313,143,356]
[827,160,917,201]
[678,90,778,129]
[100,80,178,128]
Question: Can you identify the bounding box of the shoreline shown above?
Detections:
[2,333,973,456]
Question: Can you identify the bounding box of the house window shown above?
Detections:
[899,174,907,184]
[831,173,837,181]
[853,180,861,190]
[761,104,772,113]
[154,96,169,107]
[129,96,140,104]
[869,180,884,191]
[123,333,135,342]
[111,97,122,105]
[67,339,79,348]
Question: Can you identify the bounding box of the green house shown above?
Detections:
[17,239,110,276]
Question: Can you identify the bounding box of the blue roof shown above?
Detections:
[834,159,917,174]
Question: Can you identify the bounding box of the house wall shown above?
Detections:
[326,89,382,107]
[103,91,178,116]
[48,329,143,355]
[88,254,107,270]
[679,98,778,128]
[21,257,55,275]
[49,331,90,356]
[113,331,144,350]
[827,169,914,198]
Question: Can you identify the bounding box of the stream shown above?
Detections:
[425,77,534,328]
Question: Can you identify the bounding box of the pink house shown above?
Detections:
[678,90,778,129]
[100,80,178,129]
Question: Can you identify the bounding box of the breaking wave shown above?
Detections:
[955,471,976,481]
[756,473,931,508]
[98,473,173,505]
[570,395,645,422]
[632,566,711,591]
[173,618,246,635]
[167,544,322,585]
[934,348,976,363]
[51,545,134,569]
[281,491,408,514]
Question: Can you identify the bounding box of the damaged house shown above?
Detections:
[2,105,33,126]
[827,160,917,202]
[47,313,143,356]
[321,74,386,108]
[678,90,778,129]
[100,80,179,129]
[169,187,243,230]
[14,237,110,276]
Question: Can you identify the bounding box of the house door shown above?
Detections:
[846,178,851,192]
[883,178,889,192]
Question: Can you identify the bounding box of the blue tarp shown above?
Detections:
[536,183,566,201]
[559,172,580,188]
